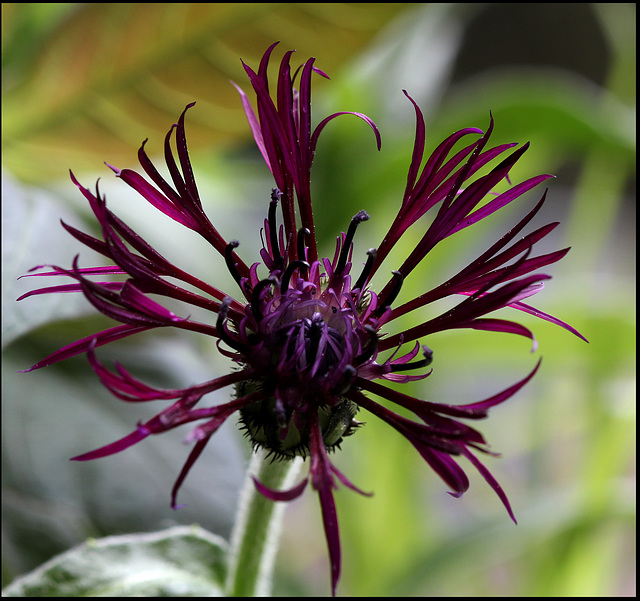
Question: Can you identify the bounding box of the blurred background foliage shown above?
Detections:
[2,2,635,597]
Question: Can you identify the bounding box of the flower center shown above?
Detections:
[235,269,365,458]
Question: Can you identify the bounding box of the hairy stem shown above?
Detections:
[225,449,303,596]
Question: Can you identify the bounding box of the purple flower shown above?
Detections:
[19,42,585,596]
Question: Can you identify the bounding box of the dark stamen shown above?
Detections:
[391,346,434,372]
[280,260,310,293]
[373,270,404,317]
[354,325,379,365]
[216,297,245,351]
[297,227,310,262]
[332,364,357,396]
[335,210,370,276]
[268,189,283,268]
[225,241,242,286]
[251,276,278,319]
[354,248,377,292]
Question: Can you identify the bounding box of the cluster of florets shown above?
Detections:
[217,192,427,459]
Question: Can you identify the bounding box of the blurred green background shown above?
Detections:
[2,3,635,596]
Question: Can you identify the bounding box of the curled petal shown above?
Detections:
[330,464,373,497]
[252,475,309,501]
[458,318,538,352]
[457,358,541,415]
[423,447,470,498]
[311,111,382,154]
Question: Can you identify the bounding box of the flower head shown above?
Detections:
[19,42,585,596]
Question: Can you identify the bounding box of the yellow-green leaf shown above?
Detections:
[2,3,408,183]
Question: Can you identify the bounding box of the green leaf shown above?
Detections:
[2,3,409,183]
[1,172,99,348]
[2,526,228,597]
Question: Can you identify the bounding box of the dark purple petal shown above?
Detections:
[135,139,188,208]
[75,386,264,510]
[348,390,470,487]
[460,446,516,523]
[21,264,126,278]
[310,111,381,155]
[400,90,427,201]
[446,175,554,237]
[60,219,111,257]
[258,41,280,84]
[112,167,196,228]
[20,324,153,372]
[184,391,268,443]
[71,426,151,461]
[392,139,531,282]
[87,343,252,402]
[169,390,269,508]
[452,248,569,299]
[308,411,341,596]
[69,170,102,213]
[511,301,589,342]
[106,210,239,310]
[232,81,270,168]
[356,377,475,421]
[171,437,210,509]
[387,198,567,321]
[457,318,538,351]
[380,272,551,352]
[422,446,470,498]
[77,277,174,327]
[17,280,122,300]
[318,485,341,597]
[119,281,183,322]
[456,358,541,415]
[330,463,373,497]
[241,60,297,188]
[252,475,309,501]
[297,56,316,166]
[175,102,201,206]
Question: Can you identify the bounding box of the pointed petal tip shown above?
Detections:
[68,169,82,187]
[104,162,120,175]
[69,453,91,462]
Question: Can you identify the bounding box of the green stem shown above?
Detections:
[225,449,303,596]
